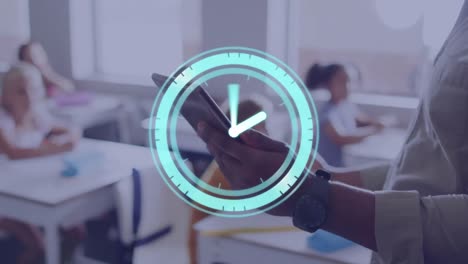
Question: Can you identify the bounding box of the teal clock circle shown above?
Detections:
[149,47,319,217]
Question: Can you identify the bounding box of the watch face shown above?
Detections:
[294,196,327,232]
[149,47,320,218]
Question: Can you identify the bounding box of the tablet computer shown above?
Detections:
[151,73,232,136]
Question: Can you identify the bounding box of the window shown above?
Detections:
[296,0,461,97]
[94,0,201,78]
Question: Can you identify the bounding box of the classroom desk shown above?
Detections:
[49,94,131,143]
[0,139,153,264]
[343,128,407,165]
[196,215,372,264]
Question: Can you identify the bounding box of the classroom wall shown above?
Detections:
[0,0,30,63]
[297,0,427,96]
[298,0,424,54]
[0,0,29,39]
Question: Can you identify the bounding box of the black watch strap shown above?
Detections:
[310,169,331,203]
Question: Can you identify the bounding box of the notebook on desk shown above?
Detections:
[195,213,298,236]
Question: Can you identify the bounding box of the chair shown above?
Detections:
[114,167,191,264]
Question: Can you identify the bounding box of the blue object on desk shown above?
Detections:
[307,230,354,253]
[61,150,104,177]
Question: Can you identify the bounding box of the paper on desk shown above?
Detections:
[194,213,297,236]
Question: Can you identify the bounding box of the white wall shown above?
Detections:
[0,0,29,39]
[299,0,425,54]
[0,0,29,63]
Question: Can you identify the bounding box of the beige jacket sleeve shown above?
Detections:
[374,191,468,263]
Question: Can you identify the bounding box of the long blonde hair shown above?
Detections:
[1,63,48,127]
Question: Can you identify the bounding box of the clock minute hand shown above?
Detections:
[228,83,240,128]
[228,111,267,138]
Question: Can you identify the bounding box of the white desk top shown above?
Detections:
[196,214,371,264]
[0,139,153,205]
[344,128,407,161]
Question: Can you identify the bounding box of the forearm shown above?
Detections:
[329,168,364,188]
[322,181,377,251]
[334,135,366,145]
[329,162,390,191]
[6,145,61,160]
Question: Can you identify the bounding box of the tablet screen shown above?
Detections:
[151,73,231,134]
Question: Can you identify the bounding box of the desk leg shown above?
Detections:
[44,225,60,264]
[117,107,131,144]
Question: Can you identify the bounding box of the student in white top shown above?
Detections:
[0,63,78,159]
[305,63,383,166]
[197,1,468,262]
[0,63,79,264]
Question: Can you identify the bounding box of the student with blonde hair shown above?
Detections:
[0,63,78,159]
[0,63,79,263]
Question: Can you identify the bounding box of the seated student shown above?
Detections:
[188,99,268,264]
[18,41,75,96]
[0,63,79,264]
[0,63,78,159]
[305,63,383,167]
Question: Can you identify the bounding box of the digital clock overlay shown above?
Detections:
[149,47,319,217]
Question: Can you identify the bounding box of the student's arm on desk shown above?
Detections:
[0,130,74,160]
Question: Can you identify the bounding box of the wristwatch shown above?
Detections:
[292,169,331,233]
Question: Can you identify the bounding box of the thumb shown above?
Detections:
[240,129,288,152]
